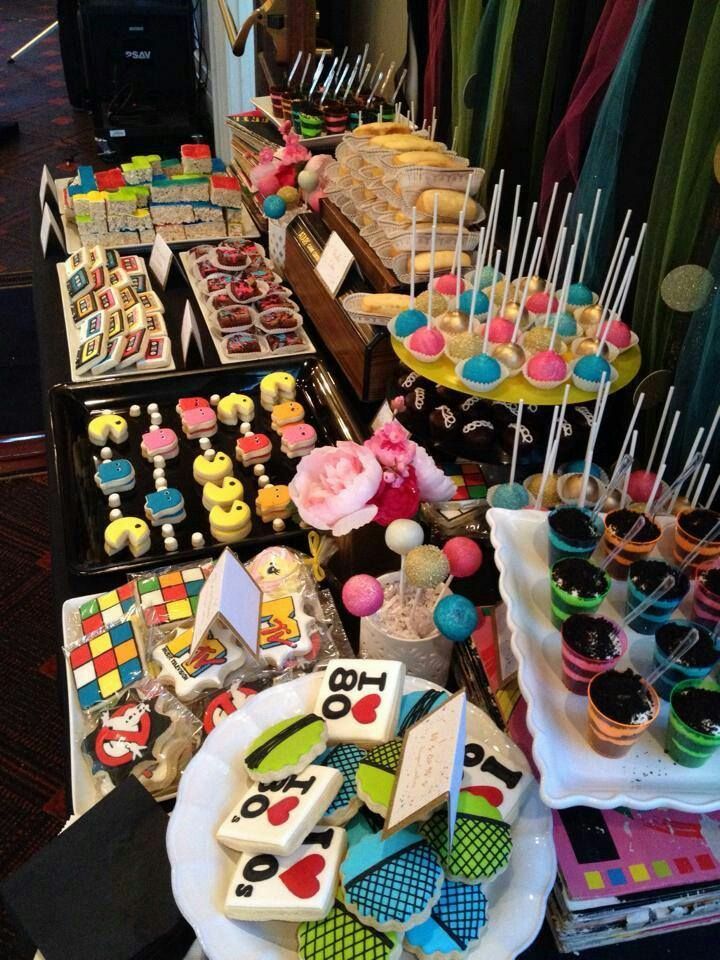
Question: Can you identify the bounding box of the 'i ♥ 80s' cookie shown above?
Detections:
[404,878,489,960]
[298,890,402,960]
[314,659,405,747]
[244,713,327,783]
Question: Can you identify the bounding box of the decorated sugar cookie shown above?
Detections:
[340,827,443,932]
[152,625,246,701]
[224,826,346,921]
[94,458,135,494]
[82,690,172,789]
[404,878,489,960]
[317,744,365,825]
[104,516,151,557]
[138,737,193,795]
[88,413,128,446]
[396,689,449,736]
[176,396,208,413]
[298,890,402,960]
[462,736,531,824]
[236,432,272,466]
[420,790,512,882]
[355,739,403,816]
[345,808,385,849]
[244,713,327,783]
[314,659,405,746]
[193,450,233,484]
[140,427,179,461]
[144,488,186,526]
[79,582,136,636]
[260,371,296,410]
[67,618,144,710]
[180,405,217,439]
[217,392,255,425]
[209,500,252,542]
[247,545,304,594]
[202,678,270,735]
[256,483,293,523]
[258,593,318,668]
[137,564,209,626]
[271,400,305,432]
[202,476,244,510]
[217,765,342,855]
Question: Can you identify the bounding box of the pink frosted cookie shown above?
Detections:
[181,405,217,439]
[141,427,179,460]
[280,423,317,459]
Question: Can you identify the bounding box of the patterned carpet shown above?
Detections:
[0,475,66,960]
[0,1,96,279]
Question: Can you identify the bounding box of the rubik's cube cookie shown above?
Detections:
[67,618,144,710]
[256,483,292,523]
[317,744,365,825]
[441,462,487,501]
[298,891,402,960]
[244,713,328,784]
[404,878,489,960]
[79,582,136,636]
[136,565,209,626]
[152,625,246,701]
[355,739,402,816]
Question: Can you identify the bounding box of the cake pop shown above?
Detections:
[572,353,612,390]
[386,518,425,605]
[434,594,479,642]
[405,544,450,588]
[594,317,632,349]
[567,187,602,308]
[390,207,427,339]
[458,352,503,393]
[407,325,445,361]
[553,312,579,339]
[524,239,577,388]
[443,536,483,578]
[445,332,484,361]
[342,575,384,617]
[572,336,612,359]
[415,289,447,317]
[457,287,489,317]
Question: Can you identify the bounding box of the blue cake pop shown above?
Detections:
[476,265,504,289]
[574,353,611,384]
[458,288,489,317]
[490,482,530,510]
[461,353,502,387]
[394,308,427,338]
[552,311,578,338]
[567,281,593,306]
[565,459,605,480]
[434,594,479,642]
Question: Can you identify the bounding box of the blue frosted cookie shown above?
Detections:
[404,878,488,959]
[317,743,366,825]
[396,690,450,736]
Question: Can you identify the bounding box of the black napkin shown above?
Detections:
[1,777,194,960]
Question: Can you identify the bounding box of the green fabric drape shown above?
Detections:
[463,0,500,173]
[632,0,720,375]
[451,0,483,156]
[480,0,521,183]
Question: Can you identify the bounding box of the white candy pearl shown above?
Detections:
[272,518,286,532]
[129,404,141,417]
[155,478,168,490]
[240,422,252,435]
[164,536,178,552]
[199,437,211,450]
[100,447,112,460]
[253,464,266,477]
[150,411,162,425]
[204,449,215,461]
[210,394,220,406]
[152,467,165,480]
[161,523,174,538]
[385,518,425,555]
[108,493,121,508]
[245,431,255,438]
[258,475,270,488]
[153,455,165,468]
[109,508,122,520]
[149,423,159,432]
[191,532,205,548]
[147,402,159,414]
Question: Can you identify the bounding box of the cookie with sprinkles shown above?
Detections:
[355,738,403,816]
[396,690,449,736]
[244,713,327,783]
[298,890,402,960]
[420,790,512,882]
[404,878,489,960]
[317,743,366,825]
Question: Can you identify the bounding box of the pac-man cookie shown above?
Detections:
[202,476,244,510]
[217,392,255,425]
[270,401,305,432]
[280,423,317,459]
[94,458,135,494]
[256,483,292,522]
[104,516,151,557]
[88,413,128,446]
[193,450,233,485]
[140,427,179,460]
[260,371,296,410]
[144,488,186,526]
[236,433,272,466]
[209,500,252,542]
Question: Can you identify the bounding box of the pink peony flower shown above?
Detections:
[258,146,275,165]
[364,421,416,476]
[288,441,382,536]
[413,445,456,501]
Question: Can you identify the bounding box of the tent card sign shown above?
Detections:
[190,547,261,658]
[40,202,65,257]
[384,690,467,844]
[315,230,355,296]
[39,165,59,210]
[148,233,174,289]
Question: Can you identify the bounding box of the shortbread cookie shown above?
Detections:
[404,878,489,960]
[317,744,365,825]
[420,791,512,882]
[355,739,402,816]
[298,890,402,960]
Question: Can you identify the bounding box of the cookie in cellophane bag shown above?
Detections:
[80,677,201,799]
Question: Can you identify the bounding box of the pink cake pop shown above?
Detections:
[481,316,516,344]
[526,290,559,317]
[407,325,445,361]
[627,470,657,504]
[443,537,483,577]
[342,574,384,617]
[526,349,567,383]
[597,318,632,349]
[434,273,461,296]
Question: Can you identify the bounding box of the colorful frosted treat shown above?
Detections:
[550,558,611,627]
[548,506,603,566]
[673,508,720,576]
[602,509,661,580]
[693,568,720,630]
[652,620,718,700]
[587,668,659,758]
[300,110,324,138]
[560,614,627,695]
[625,560,689,635]
[666,681,720,767]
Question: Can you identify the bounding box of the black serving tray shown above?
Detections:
[49,357,362,577]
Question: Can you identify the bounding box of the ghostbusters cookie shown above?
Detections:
[258,593,319,668]
[244,713,327,783]
[314,659,405,746]
[404,878,489,960]
[88,413,128,446]
[340,827,443,932]
[202,678,269,736]
[355,739,403,816]
[217,765,342,855]
[317,743,365,825]
[419,790,512,882]
[396,689,449,736]
[224,826,346,922]
[152,625,246,701]
[298,890,402,960]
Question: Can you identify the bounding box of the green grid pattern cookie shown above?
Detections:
[355,738,403,815]
[244,713,327,783]
[420,791,512,882]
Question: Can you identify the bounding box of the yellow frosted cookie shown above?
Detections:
[88,413,128,446]
[202,476,244,510]
[216,392,255,426]
[193,451,233,485]
[104,516,151,557]
[209,501,252,542]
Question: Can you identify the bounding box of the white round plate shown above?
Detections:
[167,672,555,960]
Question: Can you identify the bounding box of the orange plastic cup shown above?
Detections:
[587,672,660,758]
[673,509,720,577]
[602,510,661,580]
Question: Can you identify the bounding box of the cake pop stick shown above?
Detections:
[669,432,705,510]
[511,237,542,343]
[652,451,703,517]
[336,45,348,83]
[597,209,632,308]
[579,373,608,508]
[616,392,645,467]
[509,400,524,487]
[410,207,417,309]
[430,105,437,142]
[596,253,635,356]
[485,169,505,277]
[548,384,571,476]
[466,226,486,332]
[596,238,630,335]
[646,629,699,684]
[534,405,560,509]
[515,201,538,288]
[343,55,361,99]
[543,227,566,326]
[550,243,577,351]
[299,52,313,91]
[355,62,371,98]
[409,100,415,130]
[287,50,303,87]
[646,385,675,473]
[537,181,559,273]
[453,209,466,302]
[646,462,667,512]
[546,192,572,287]
[482,250,502,353]
[601,515,646,571]
[578,188,602,284]
[426,192,439,325]
[679,519,720,572]
[380,62,395,99]
[391,68,407,105]
[480,181,500,267]
[656,408,681,481]
[687,403,720,499]
[622,431,638,506]
[705,474,720,510]
[499,214,522,318]
[624,575,679,630]
[691,463,711,508]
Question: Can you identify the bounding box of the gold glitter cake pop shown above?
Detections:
[405,545,450,588]
[416,289,447,318]
[445,332,484,361]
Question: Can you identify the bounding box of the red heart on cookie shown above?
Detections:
[266,796,299,826]
[279,854,325,898]
[462,785,504,808]
[351,693,381,724]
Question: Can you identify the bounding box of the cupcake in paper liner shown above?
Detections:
[522,350,569,390]
[444,332,484,362]
[455,353,506,393]
[571,354,619,393]
[407,325,446,362]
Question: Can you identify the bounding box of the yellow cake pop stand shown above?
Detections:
[391,340,642,405]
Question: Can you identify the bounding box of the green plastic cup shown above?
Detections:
[666,680,720,767]
[550,558,611,628]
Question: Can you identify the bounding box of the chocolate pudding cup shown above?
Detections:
[625,559,689,635]
[667,681,720,767]
[674,508,720,576]
[652,620,718,700]
[587,668,659,758]
[602,509,661,580]
[693,567,720,630]
[560,613,627,695]
[548,506,603,566]
[550,557,611,628]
